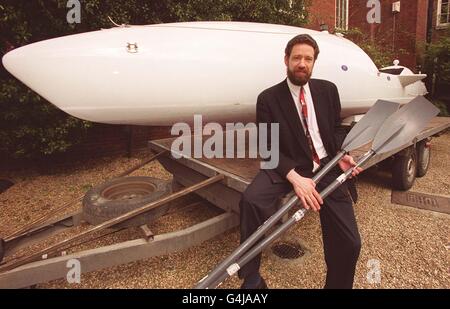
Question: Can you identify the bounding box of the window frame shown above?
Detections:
[437,0,450,28]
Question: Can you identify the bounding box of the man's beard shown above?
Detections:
[287,67,311,86]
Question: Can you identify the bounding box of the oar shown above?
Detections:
[205,96,439,289]
[194,99,400,289]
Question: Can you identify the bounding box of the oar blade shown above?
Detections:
[372,96,440,154]
[342,100,400,151]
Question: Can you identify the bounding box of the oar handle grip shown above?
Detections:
[320,150,374,199]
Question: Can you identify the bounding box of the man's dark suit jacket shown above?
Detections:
[257,78,348,184]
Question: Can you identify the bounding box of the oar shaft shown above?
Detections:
[195,150,346,289]
[312,151,346,183]
[196,193,298,288]
[320,150,374,200]
[206,151,374,289]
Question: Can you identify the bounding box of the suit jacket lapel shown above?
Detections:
[277,79,312,160]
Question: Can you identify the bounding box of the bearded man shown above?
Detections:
[238,34,362,289]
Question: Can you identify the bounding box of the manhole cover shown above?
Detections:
[271,241,304,259]
[391,191,450,214]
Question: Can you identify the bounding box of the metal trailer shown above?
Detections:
[0,117,448,288]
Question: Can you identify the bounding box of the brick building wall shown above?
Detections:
[430,0,449,41]
[307,0,336,31]
[306,1,434,71]
[348,0,430,71]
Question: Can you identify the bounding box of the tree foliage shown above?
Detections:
[423,28,450,115]
[424,29,450,85]
[340,27,406,69]
[1,0,309,160]
[342,26,449,115]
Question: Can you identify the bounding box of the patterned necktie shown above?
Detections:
[300,86,320,165]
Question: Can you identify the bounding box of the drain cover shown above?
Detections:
[271,241,304,259]
[391,191,450,214]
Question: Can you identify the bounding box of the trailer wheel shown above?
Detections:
[416,140,431,177]
[392,147,417,191]
[82,176,171,228]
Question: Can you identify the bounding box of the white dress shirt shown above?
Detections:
[286,78,328,171]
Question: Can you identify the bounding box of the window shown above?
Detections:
[438,0,450,27]
[336,0,349,30]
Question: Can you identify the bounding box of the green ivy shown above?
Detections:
[339,27,408,69]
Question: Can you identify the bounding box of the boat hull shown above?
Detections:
[2,22,427,125]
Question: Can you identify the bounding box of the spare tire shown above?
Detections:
[82,176,171,228]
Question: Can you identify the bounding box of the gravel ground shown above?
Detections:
[0,132,449,289]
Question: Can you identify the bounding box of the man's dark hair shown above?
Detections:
[285,34,320,60]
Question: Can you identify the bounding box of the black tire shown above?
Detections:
[416,140,431,177]
[82,176,171,228]
[392,147,417,191]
